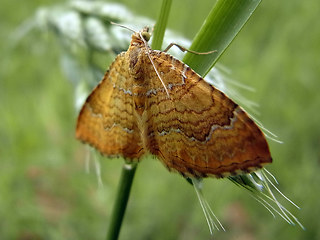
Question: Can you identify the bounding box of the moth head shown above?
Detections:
[140,26,151,42]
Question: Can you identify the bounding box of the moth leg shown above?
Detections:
[163,42,217,55]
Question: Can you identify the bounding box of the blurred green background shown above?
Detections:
[1,0,319,239]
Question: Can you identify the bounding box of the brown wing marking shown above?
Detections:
[76,54,145,160]
[144,51,272,177]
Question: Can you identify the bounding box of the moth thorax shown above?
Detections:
[128,47,146,79]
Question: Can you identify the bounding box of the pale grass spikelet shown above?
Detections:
[84,146,104,188]
[229,169,304,230]
[191,178,225,235]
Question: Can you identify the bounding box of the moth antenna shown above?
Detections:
[138,32,170,99]
[147,53,171,98]
[110,21,136,33]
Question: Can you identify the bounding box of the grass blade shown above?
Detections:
[151,0,172,50]
[183,0,262,77]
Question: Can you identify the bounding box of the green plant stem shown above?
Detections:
[106,162,137,240]
[183,0,262,77]
[105,1,171,239]
[151,0,172,50]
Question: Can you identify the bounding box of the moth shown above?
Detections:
[76,27,272,178]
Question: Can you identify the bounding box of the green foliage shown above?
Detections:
[151,0,172,50]
[183,0,261,76]
[1,0,320,239]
